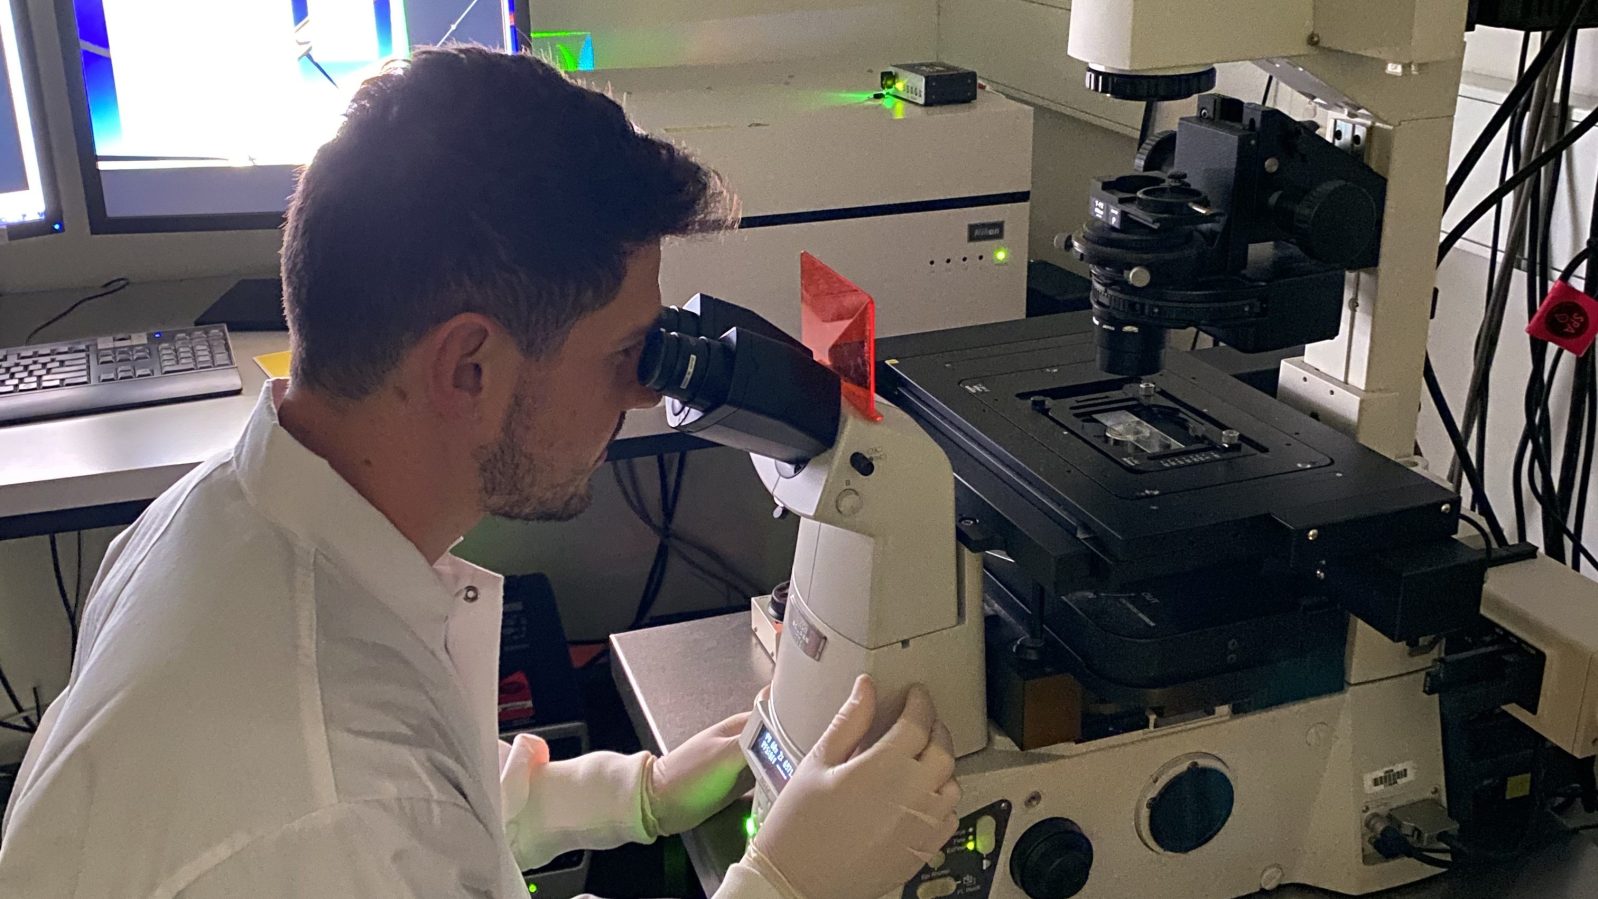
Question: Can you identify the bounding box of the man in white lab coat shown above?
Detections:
[0,47,960,899]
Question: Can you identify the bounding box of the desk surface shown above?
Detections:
[610,613,1598,899]
[0,278,693,534]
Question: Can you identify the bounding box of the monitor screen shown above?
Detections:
[1,0,58,237]
[63,0,515,233]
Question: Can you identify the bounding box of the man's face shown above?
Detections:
[477,243,664,521]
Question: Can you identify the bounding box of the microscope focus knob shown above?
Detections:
[1010,818,1093,899]
[1286,180,1379,267]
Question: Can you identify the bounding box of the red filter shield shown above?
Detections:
[800,252,882,422]
[1527,280,1598,356]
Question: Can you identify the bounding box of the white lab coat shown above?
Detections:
[0,381,783,899]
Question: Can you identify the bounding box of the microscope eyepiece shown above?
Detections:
[638,296,842,464]
[638,328,735,411]
[654,305,699,338]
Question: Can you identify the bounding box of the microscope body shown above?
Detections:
[754,399,988,761]
[641,292,987,833]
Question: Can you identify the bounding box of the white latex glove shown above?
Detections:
[747,675,961,899]
[643,711,756,837]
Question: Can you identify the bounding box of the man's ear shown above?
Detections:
[420,313,519,435]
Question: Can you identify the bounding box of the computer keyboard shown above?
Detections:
[0,326,244,426]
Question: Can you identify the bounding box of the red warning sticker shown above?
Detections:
[1527,280,1598,355]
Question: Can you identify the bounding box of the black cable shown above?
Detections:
[1546,48,1587,557]
[631,453,687,628]
[1439,103,1598,265]
[1529,284,1564,561]
[1260,76,1275,106]
[1502,34,1535,540]
[0,656,32,731]
[24,278,132,345]
[1443,0,1591,209]
[1523,350,1571,556]
[1558,241,1596,283]
[624,459,674,628]
[49,534,79,651]
[1402,847,1455,870]
[616,455,758,626]
[1514,370,1541,547]
[1577,375,1598,572]
[1458,514,1495,565]
[1526,466,1598,568]
[74,530,84,616]
[618,457,761,598]
[1425,357,1509,545]
[1570,156,1598,569]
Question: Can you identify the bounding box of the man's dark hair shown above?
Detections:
[281,46,734,399]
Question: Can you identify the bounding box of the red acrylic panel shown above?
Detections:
[800,252,881,422]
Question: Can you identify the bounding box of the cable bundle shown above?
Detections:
[1431,3,1598,565]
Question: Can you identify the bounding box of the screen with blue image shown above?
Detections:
[1,0,49,228]
[72,0,513,227]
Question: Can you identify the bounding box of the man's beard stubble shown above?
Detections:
[476,388,626,523]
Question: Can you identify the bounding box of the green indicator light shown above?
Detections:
[528,884,539,894]
[966,839,976,851]
[895,79,908,92]
[993,247,1010,263]
[744,815,759,839]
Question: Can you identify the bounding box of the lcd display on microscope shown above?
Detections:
[753,726,795,785]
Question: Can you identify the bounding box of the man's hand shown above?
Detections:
[746,676,961,899]
[644,711,755,837]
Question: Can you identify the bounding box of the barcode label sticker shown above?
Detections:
[1364,761,1417,794]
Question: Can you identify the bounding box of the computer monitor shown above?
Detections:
[0,0,60,238]
[59,1,515,234]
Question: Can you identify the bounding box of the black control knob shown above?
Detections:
[1010,818,1093,899]
[849,451,875,476]
[1134,130,1178,173]
[1273,180,1379,267]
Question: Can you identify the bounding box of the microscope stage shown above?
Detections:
[880,313,1461,583]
